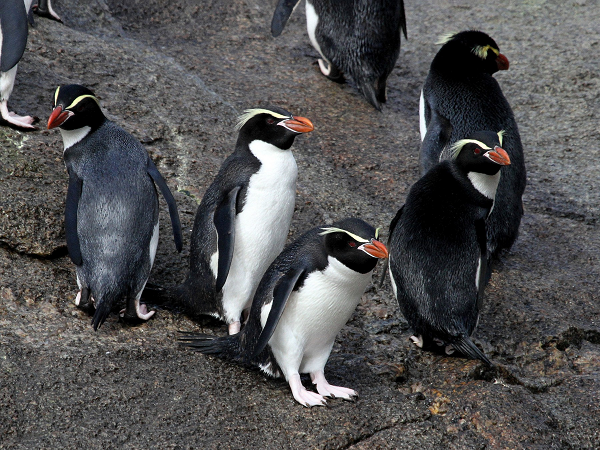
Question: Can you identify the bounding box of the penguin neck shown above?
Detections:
[247,139,294,165]
[466,170,501,200]
[59,126,92,151]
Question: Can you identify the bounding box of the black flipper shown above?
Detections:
[380,206,404,286]
[147,158,183,252]
[0,0,28,72]
[474,217,489,306]
[65,171,83,266]
[398,0,408,40]
[213,186,241,293]
[420,109,453,175]
[251,267,305,359]
[271,0,301,37]
[452,336,493,366]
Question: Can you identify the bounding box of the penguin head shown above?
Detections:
[435,30,509,75]
[320,218,389,274]
[451,130,511,176]
[47,84,106,131]
[235,106,314,150]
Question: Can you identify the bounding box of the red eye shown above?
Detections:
[348,242,357,248]
[266,118,275,124]
[473,147,481,155]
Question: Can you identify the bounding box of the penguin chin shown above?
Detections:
[59,126,92,150]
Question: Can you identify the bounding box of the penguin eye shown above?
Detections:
[473,147,481,155]
[77,103,85,112]
[266,118,275,125]
[348,241,357,248]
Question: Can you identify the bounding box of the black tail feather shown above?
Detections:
[178,331,243,363]
[452,336,493,366]
[91,300,112,331]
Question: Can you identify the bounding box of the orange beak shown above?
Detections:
[359,239,389,259]
[47,105,72,129]
[496,53,509,71]
[280,116,314,133]
[486,146,511,166]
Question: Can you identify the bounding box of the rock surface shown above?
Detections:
[1,0,599,448]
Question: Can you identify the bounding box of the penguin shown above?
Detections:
[0,0,35,129]
[180,218,389,407]
[271,0,407,111]
[47,84,183,330]
[148,107,313,335]
[387,131,511,365]
[419,30,526,259]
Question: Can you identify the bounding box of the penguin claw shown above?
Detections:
[289,374,327,407]
[311,370,357,401]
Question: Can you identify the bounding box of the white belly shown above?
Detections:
[220,140,298,323]
[263,257,372,379]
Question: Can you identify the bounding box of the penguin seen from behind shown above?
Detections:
[48,84,183,330]
[388,131,511,365]
[180,218,389,407]
[271,0,407,110]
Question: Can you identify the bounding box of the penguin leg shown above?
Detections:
[310,370,357,401]
[74,287,96,314]
[288,373,327,407]
[316,59,345,83]
[33,0,62,22]
[228,321,241,335]
[120,294,155,322]
[0,100,36,129]
[410,335,424,348]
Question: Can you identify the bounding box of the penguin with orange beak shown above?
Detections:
[388,131,511,365]
[181,218,388,407]
[146,107,314,335]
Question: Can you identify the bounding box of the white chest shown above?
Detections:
[467,170,501,200]
[60,126,92,151]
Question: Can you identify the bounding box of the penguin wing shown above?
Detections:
[398,0,408,39]
[65,171,83,266]
[251,267,306,358]
[213,185,242,293]
[420,109,453,174]
[147,158,183,252]
[474,217,488,308]
[0,0,29,72]
[380,205,404,286]
[271,0,301,37]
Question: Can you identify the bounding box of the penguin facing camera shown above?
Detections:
[388,131,511,366]
[180,218,389,407]
[145,107,313,335]
[419,30,526,260]
[271,0,407,111]
[48,84,183,330]
[0,0,61,129]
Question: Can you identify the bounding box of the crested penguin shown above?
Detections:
[388,131,511,365]
[149,107,313,335]
[180,218,389,407]
[47,84,183,330]
[0,0,35,129]
[419,30,526,259]
[271,0,407,111]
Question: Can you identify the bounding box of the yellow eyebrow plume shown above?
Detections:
[235,108,289,130]
[319,227,369,243]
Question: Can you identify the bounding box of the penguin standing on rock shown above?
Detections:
[419,30,526,259]
[271,0,407,110]
[47,84,183,330]
[388,131,511,365]
[0,0,61,129]
[180,218,389,407]
[149,107,313,335]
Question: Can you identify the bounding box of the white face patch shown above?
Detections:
[60,126,92,150]
[467,170,501,200]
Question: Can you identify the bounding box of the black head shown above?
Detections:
[47,84,106,131]
[320,218,388,274]
[451,130,511,176]
[434,30,509,76]
[235,106,314,150]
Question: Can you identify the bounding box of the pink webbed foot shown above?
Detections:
[228,321,241,335]
[289,373,326,407]
[410,335,424,348]
[120,297,155,321]
[311,370,357,401]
